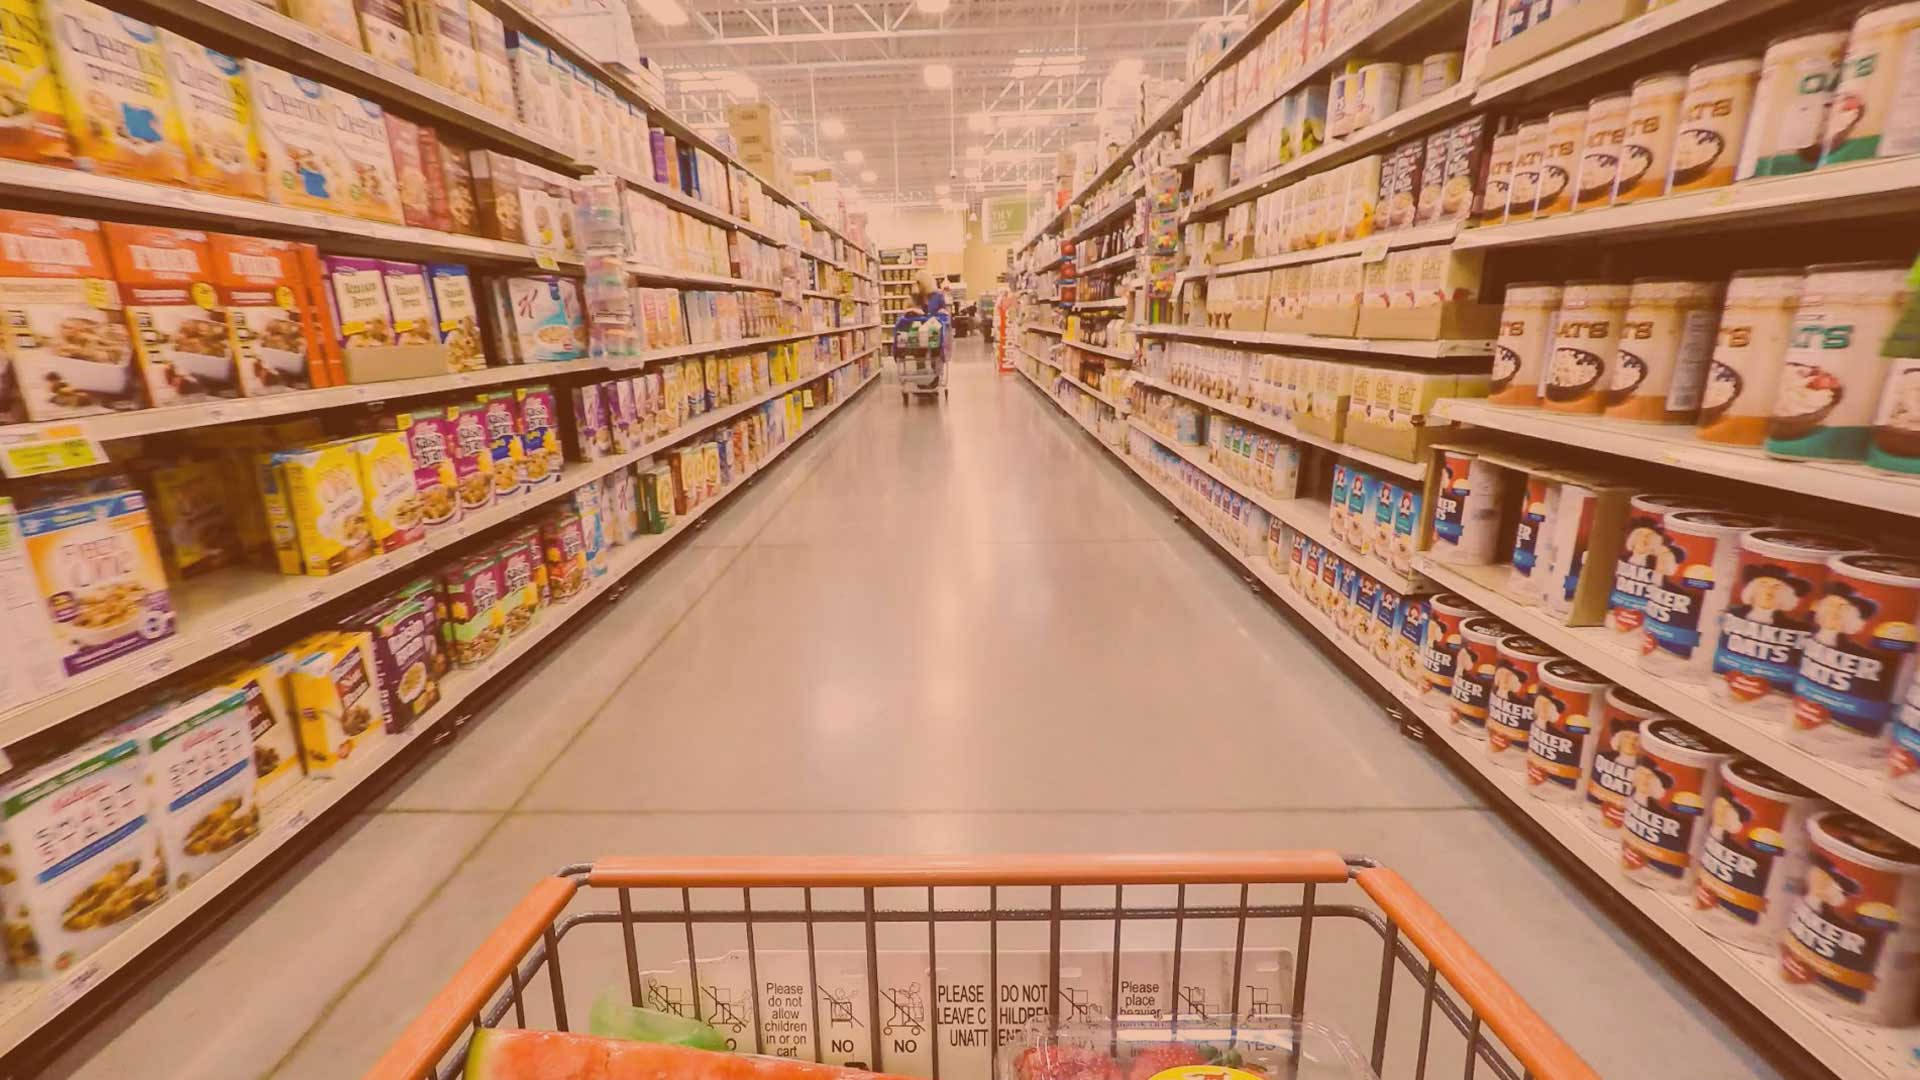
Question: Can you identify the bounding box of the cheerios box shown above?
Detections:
[0,210,138,422]
[325,89,404,225]
[244,61,348,214]
[288,630,388,773]
[102,223,236,408]
[0,734,167,977]
[207,232,320,397]
[44,0,187,183]
[159,34,263,199]
[19,486,175,677]
[133,685,261,891]
[220,653,304,805]
[0,0,69,164]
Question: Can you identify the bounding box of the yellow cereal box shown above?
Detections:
[406,0,481,104]
[221,651,305,805]
[0,0,71,164]
[272,437,373,575]
[350,431,422,553]
[286,0,359,50]
[44,0,188,183]
[287,630,388,774]
[244,60,347,214]
[252,451,302,574]
[325,88,403,224]
[159,32,263,199]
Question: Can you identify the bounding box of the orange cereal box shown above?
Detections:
[0,209,137,421]
[206,233,316,397]
[44,0,188,183]
[101,223,236,407]
[293,242,342,387]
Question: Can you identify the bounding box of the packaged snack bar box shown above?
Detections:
[158,33,263,199]
[207,233,319,396]
[0,210,137,421]
[103,223,236,406]
[44,0,188,183]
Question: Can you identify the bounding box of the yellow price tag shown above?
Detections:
[1,432,109,478]
[534,250,560,271]
[1360,236,1391,263]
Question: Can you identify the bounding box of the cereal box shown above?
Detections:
[0,0,71,163]
[638,463,673,533]
[469,3,514,117]
[439,554,503,667]
[18,485,174,675]
[385,113,434,230]
[0,497,66,712]
[208,233,316,396]
[0,210,136,421]
[327,89,404,224]
[567,382,608,459]
[495,275,581,362]
[272,438,373,574]
[496,539,541,637]
[159,33,262,199]
[252,453,301,575]
[292,242,341,387]
[540,510,587,601]
[547,47,577,151]
[355,0,414,72]
[341,593,439,731]
[515,383,560,483]
[428,130,478,235]
[391,576,448,679]
[44,0,187,182]
[507,31,553,133]
[145,456,239,577]
[245,62,348,213]
[407,0,481,104]
[322,255,395,351]
[446,400,494,513]
[600,383,631,454]
[134,686,261,890]
[351,430,422,553]
[469,148,525,242]
[477,389,524,497]
[286,0,359,48]
[102,223,234,407]
[378,260,435,345]
[288,630,388,772]
[222,652,303,805]
[426,264,483,370]
[0,734,166,977]
[384,409,458,532]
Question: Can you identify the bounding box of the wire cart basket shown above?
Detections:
[892,315,947,403]
[366,853,1598,1080]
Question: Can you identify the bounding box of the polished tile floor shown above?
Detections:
[50,342,1789,1079]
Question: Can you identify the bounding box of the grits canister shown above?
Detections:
[1396,595,1430,689]
[1451,615,1515,738]
[1698,269,1806,445]
[1491,282,1562,406]
[1503,118,1548,223]
[1429,449,1512,565]
[1477,126,1519,224]
[1623,718,1735,894]
[1532,106,1587,218]
[1694,759,1825,953]
[1489,635,1557,769]
[1767,262,1913,462]
[1542,281,1630,414]
[1607,277,1725,423]
[1667,56,1762,195]
[1572,92,1630,212]
[1606,493,1728,641]
[1505,472,1561,605]
[1783,810,1920,1025]
[1614,72,1687,204]
[1527,659,1611,804]
[1738,29,1850,179]
[1821,1,1920,165]
[1586,685,1665,836]
[1640,511,1773,681]
[1421,593,1481,698]
[1790,553,1920,769]
[1714,529,1873,724]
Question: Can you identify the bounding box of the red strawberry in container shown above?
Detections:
[1015,1044,1121,1080]
[1125,1042,1209,1080]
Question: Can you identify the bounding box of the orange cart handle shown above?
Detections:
[1356,866,1601,1080]
[585,850,1354,888]
[365,875,578,1080]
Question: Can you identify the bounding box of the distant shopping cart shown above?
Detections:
[365,853,1601,1080]
[893,313,947,403]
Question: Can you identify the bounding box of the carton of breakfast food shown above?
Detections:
[269,437,373,575]
[0,210,137,421]
[159,33,263,199]
[287,629,389,772]
[102,223,235,406]
[351,430,422,553]
[355,0,414,72]
[18,483,175,677]
[133,685,262,890]
[426,264,483,371]
[221,653,304,805]
[245,61,347,214]
[0,0,71,164]
[44,0,188,182]
[207,232,318,396]
[326,89,404,224]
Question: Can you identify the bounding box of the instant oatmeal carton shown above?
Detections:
[207,232,318,396]
[326,88,404,224]
[0,0,69,164]
[159,33,263,199]
[245,61,348,214]
[0,210,138,421]
[102,223,235,407]
[133,686,262,890]
[44,0,187,182]
[288,630,389,772]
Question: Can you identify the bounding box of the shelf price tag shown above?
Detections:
[1359,237,1391,264]
[0,428,108,478]
[534,249,560,271]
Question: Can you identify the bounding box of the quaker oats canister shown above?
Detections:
[1421,592,1482,698]
[1783,810,1920,1025]
[1543,281,1630,414]
[1738,29,1850,180]
[1532,106,1587,218]
[1766,261,1913,462]
[1698,269,1807,445]
[1790,553,1920,770]
[1586,685,1666,836]
[1694,758,1825,953]
[1713,529,1873,724]
[1639,510,1773,681]
[1623,718,1735,895]
[1606,493,1730,642]
[1505,472,1560,605]
[1504,118,1548,223]
[1491,282,1562,406]
[1667,56,1763,195]
[1573,92,1631,212]
[1429,450,1512,565]
[1489,635,1558,770]
[1396,595,1431,689]
[1606,277,1726,423]
[1528,658,1612,805]
[1451,615,1515,739]
[1614,71,1687,204]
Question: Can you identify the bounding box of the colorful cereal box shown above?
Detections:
[18,485,174,675]
[446,401,495,512]
[477,390,523,498]
[45,0,187,182]
[222,653,303,805]
[355,0,414,72]
[292,242,341,387]
[378,260,435,345]
[322,254,395,350]
[0,0,71,164]
[496,539,541,637]
[469,3,514,116]
[133,686,262,890]
[428,130,477,235]
[326,89,403,224]
[351,431,422,553]
[286,0,358,48]
[386,409,458,532]
[159,33,263,199]
[208,233,317,396]
[438,554,503,667]
[540,510,587,601]
[287,630,389,772]
[516,383,561,483]
[0,210,137,421]
[246,61,348,213]
[342,593,440,731]
[426,264,483,370]
[272,438,373,574]
[407,0,482,104]
[385,113,435,229]
[102,223,235,407]
[145,456,239,577]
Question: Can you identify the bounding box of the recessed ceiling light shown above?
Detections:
[636,0,688,26]
[860,169,877,183]
[916,0,950,11]
[923,63,953,90]
[820,117,845,138]
[843,148,865,164]
[935,183,951,197]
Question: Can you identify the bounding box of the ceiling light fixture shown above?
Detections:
[843,148,865,164]
[636,0,688,26]
[915,0,950,11]
[923,63,953,90]
[860,169,877,183]
[820,117,845,138]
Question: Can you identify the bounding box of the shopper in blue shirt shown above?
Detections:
[895,270,951,385]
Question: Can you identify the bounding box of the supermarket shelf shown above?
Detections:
[1020,368,1904,1080]
[626,263,779,291]
[1079,248,1139,275]
[1128,418,1424,593]
[1132,371,1429,481]
[608,323,879,371]
[1063,339,1136,363]
[0,160,571,266]
[1029,325,1065,336]
[0,364,883,1062]
[1070,298,1128,311]
[1135,322,1491,358]
[1189,82,1480,219]
[1454,155,1920,250]
[0,361,590,444]
[625,178,783,246]
[1070,192,1141,242]
[0,352,875,748]
[1215,221,1462,275]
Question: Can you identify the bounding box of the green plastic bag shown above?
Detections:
[588,988,729,1051]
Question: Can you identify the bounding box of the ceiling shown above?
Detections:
[631,0,1235,205]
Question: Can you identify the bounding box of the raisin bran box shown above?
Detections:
[207,232,318,396]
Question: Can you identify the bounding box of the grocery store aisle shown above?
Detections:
[52,340,1780,1080]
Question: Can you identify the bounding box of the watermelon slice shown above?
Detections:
[466,1029,918,1080]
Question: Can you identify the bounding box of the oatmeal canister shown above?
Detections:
[1503,118,1547,223]
[1451,616,1514,738]
[1783,810,1920,1025]
[1694,759,1824,953]
[1821,1,1920,165]
[1640,511,1772,680]
[1489,635,1557,769]
[1572,92,1630,212]
[1491,282,1561,406]
[1790,553,1920,769]
[1713,529,1872,723]
[1607,493,1725,641]
[1528,659,1611,805]
[1767,262,1913,462]
[1396,595,1431,688]
[1699,269,1806,445]
[1623,718,1735,894]
[1738,29,1850,179]
[1531,106,1586,218]
[1606,278,1724,423]
[1476,126,1518,224]
[1505,472,1560,605]
[1430,450,1512,565]
[1613,72,1687,204]
[1586,685,1664,835]
[1542,281,1630,415]
[1667,57,1762,195]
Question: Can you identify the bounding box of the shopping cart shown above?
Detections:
[893,314,947,403]
[366,853,1598,1080]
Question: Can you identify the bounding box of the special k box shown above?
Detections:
[207,233,319,396]
[102,223,236,407]
[0,210,138,421]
